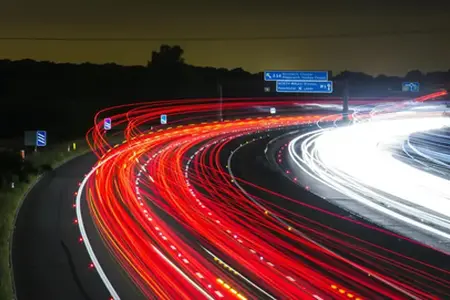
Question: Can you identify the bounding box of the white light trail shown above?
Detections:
[288,112,450,244]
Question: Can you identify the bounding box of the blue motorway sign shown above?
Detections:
[264,70,328,81]
[104,118,112,130]
[36,130,47,147]
[276,81,333,93]
[160,114,167,125]
[402,82,420,92]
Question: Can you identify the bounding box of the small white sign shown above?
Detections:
[160,114,167,124]
[104,118,112,130]
[270,107,276,114]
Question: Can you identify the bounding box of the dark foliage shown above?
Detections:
[0,44,449,142]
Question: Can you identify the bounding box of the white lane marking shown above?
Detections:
[76,155,121,299]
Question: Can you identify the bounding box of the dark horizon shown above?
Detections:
[1,1,450,75]
[2,56,450,78]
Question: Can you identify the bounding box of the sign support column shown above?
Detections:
[218,83,223,122]
[343,79,349,117]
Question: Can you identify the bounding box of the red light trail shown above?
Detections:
[76,94,449,299]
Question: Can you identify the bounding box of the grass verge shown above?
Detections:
[0,139,91,300]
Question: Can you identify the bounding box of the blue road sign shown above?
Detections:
[160,114,167,125]
[276,81,333,93]
[402,82,420,92]
[264,70,328,81]
[36,130,47,147]
[104,118,112,130]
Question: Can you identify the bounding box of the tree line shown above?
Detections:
[1,44,450,187]
[0,44,449,141]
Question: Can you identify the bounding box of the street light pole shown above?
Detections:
[343,79,349,122]
[218,83,223,121]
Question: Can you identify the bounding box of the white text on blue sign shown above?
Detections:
[265,71,328,81]
[276,81,333,93]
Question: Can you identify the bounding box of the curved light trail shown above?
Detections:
[74,94,450,299]
[288,102,450,248]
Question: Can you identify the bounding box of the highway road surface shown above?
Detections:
[12,93,450,299]
[12,153,143,300]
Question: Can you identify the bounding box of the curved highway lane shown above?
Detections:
[13,93,449,299]
[287,108,450,253]
[79,94,449,299]
[12,153,141,300]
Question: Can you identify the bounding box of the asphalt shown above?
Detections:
[12,120,450,299]
[12,152,142,300]
[225,127,450,298]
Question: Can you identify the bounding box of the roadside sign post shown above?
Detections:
[402,82,420,92]
[24,130,37,147]
[276,81,333,93]
[160,114,167,125]
[36,131,47,147]
[104,118,112,131]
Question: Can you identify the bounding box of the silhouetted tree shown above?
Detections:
[405,70,423,82]
[145,45,188,98]
[148,45,185,68]
[334,71,373,83]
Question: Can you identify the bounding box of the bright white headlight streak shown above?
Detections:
[407,136,450,168]
[316,116,450,216]
[289,113,450,241]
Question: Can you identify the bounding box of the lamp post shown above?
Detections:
[218,83,223,122]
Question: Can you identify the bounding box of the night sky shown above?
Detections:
[1,1,450,75]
